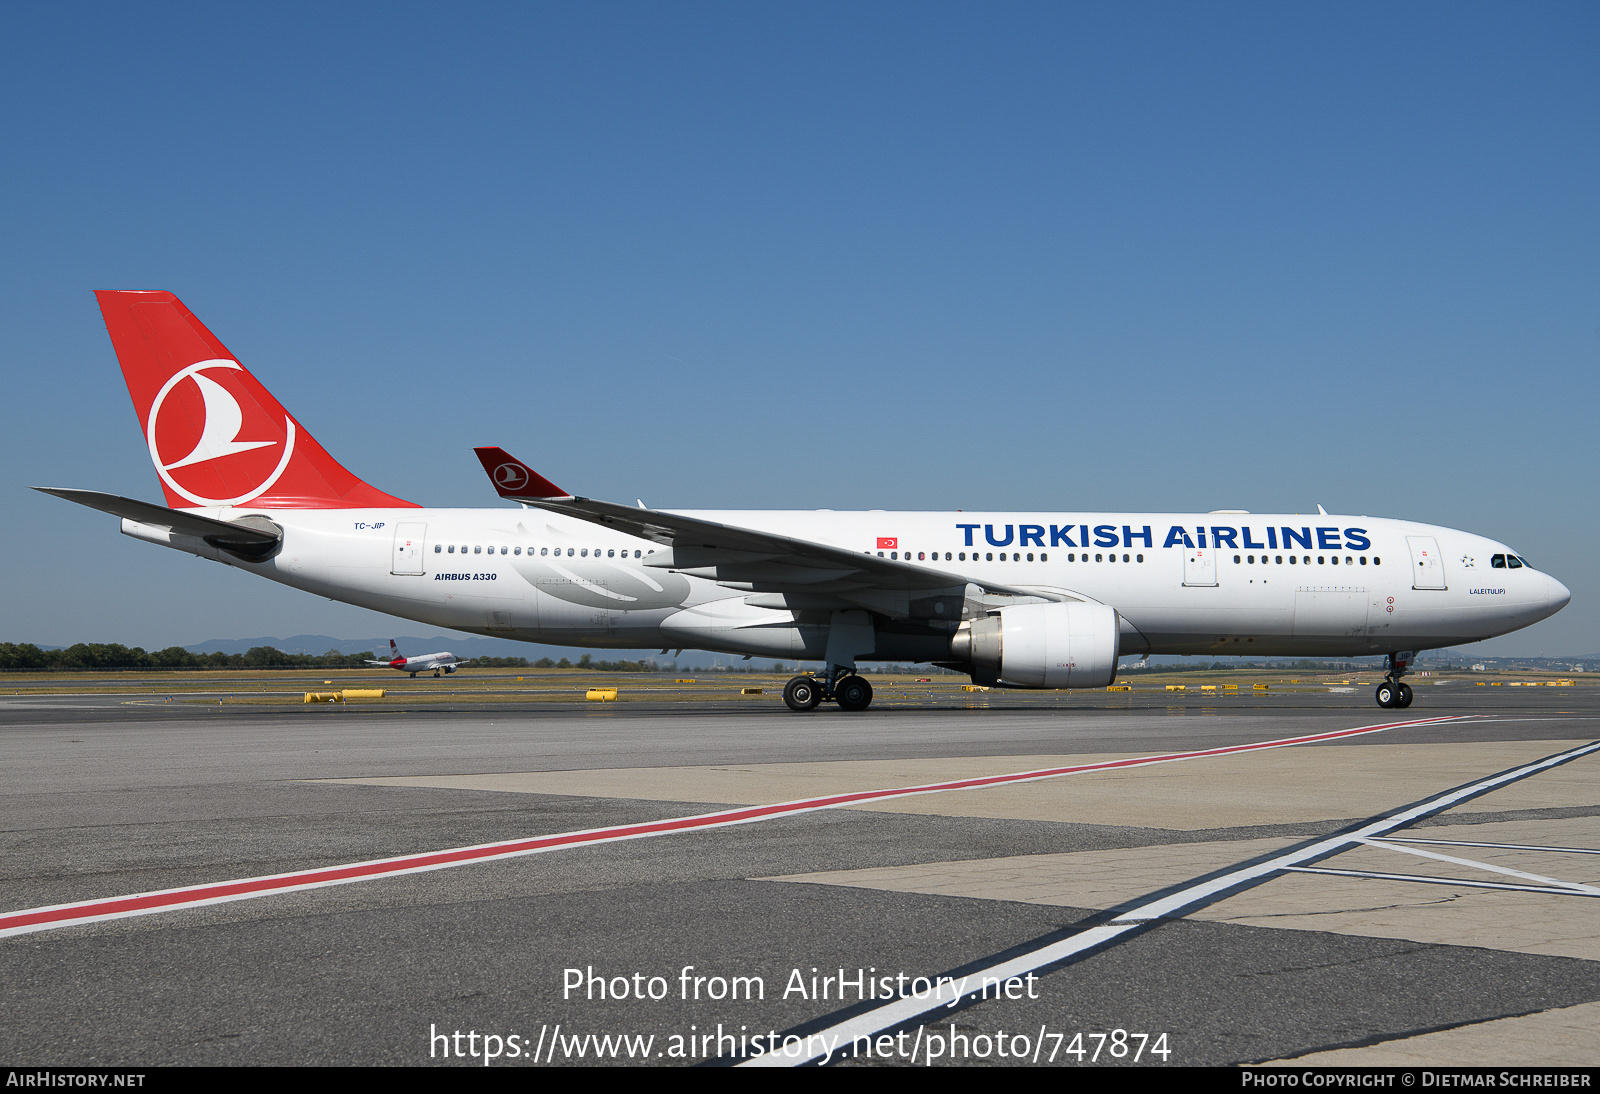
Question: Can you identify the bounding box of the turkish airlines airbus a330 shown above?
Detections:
[40,291,1570,712]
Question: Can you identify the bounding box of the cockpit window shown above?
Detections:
[1491,554,1506,568]
[1507,555,1523,569]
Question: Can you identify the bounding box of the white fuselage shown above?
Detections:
[389,653,460,674]
[124,506,1569,665]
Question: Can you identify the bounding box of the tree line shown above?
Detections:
[0,643,384,671]
[0,643,675,672]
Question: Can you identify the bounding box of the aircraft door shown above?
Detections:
[1183,547,1217,587]
[1407,536,1447,590]
[391,523,427,575]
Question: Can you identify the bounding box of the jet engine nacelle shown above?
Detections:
[952,602,1121,688]
[443,664,456,674]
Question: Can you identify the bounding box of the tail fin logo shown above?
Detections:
[147,360,297,507]
[492,462,530,491]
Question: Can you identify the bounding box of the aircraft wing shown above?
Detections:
[472,448,1068,611]
[34,488,282,555]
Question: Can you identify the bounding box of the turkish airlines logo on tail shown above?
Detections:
[147,360,296,506]
[492,461,530,491]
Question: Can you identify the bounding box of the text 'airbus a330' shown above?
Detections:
[40,292,1571,711]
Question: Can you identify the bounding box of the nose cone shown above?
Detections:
[1547,575,1572,615]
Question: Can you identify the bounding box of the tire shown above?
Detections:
[783,676,821,712]
[836,675,873,711]
[1375,683,1397,708]
[1397,683,1413,708]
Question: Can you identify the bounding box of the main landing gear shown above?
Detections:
[1375,651,1415,709]
[783,666,874,712]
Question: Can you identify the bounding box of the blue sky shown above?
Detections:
[2,2,1595,655]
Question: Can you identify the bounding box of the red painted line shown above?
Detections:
[0,715,1470,938]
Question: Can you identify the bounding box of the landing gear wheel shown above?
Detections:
[835,675,873,711]
[1397,682,1413,708]
[783,676,821,712]
[433,670,441,677]
[1375,683,1398,708]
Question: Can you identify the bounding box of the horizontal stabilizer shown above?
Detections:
[34,488,282,553]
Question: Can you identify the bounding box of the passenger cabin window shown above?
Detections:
[434,544,442,553]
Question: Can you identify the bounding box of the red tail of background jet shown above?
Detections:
[96,290,415,510]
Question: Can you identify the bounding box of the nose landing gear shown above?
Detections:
[783,666,875,712]
[1375,651,1416,709]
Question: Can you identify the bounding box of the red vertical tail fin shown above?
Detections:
[96,291,416,509]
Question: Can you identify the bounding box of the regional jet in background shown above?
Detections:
[38,292,1571,712]
[367,639,469,678]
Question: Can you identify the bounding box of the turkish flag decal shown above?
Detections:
[876,537,897,549]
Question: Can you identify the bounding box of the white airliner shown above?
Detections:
[367,639,469,678]
[40,292,1570,713]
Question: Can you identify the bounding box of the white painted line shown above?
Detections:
[739,737,1600,1066]
[1382,837,1600,856]
[1283,866,1600,898]
[0,714,1468,940]
[1358,837,1600,895]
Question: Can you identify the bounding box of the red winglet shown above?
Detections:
[473,447,569,500]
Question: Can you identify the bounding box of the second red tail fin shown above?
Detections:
[96,290,416,510]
